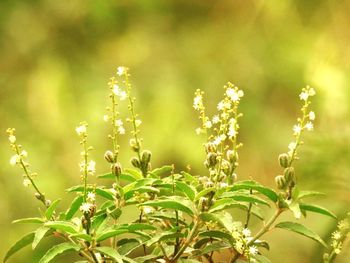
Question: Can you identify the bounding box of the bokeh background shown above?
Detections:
[1,0,349,262]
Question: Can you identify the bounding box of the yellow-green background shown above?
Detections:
[0,0,349,262]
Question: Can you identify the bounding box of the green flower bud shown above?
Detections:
[227,150,238,163]
[131,157,141,168]
[278,153,289,168]
[275,175,286,189]
[129,139,140,152]
[141,150,152,164]
[205,143,217,153]
[104,150,115,163]
[221,160,231,175]
[284,167,295,183]
[207,152,217,167]
[112,162,122,177]
[45,200,52,207]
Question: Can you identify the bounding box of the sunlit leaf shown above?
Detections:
[275,221,327,247]
[143,199,195,216]
[44,221,77,234]
[12,218,45,224]
[39,242,80,263]
[65,195,83,220]
[45,199,61,219]
[299,203,337,219]
[32,226,50,249]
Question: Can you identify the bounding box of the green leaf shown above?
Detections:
[45,221,77,234]
[231,181,278,202]
[298,191,325,200]
[69,233,92,242]
[254,254,272,263]
[127,223,157,231]
[96,229,128,242]
[4,232,35,262]
[195,187,216,201]
[146,231,184,246]
[95,247,123,263]
[275,221,327,247]
[150,165,173,177]
[199,230,235,244]
[143,199,195,216]
[65,195,83,220]
[39,242,80,263]
[32,226,50,249]
[117,238,141,255]
[45,199,61,219]
[12,217,45,224]
[299,203,337,219]
[288,201,302,219]
[221,192,270,207]
[175,181,196,201]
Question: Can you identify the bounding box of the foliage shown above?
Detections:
[4,68,348,263]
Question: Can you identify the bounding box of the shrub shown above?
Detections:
[4,67,349,263]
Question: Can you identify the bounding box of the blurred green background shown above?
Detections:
[1,0,349,262]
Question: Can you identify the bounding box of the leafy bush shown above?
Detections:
[4,67,349,263]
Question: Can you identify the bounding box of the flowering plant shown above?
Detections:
[4,68,349,263]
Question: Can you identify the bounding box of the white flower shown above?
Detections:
[143,206,154,214]
[76,125,87,136]
[10,154,20,166]
[193,94,203,110]
[212,115,220,124]
[204,120,212,129]
[20,150,28,158]
[308,87,316,96]
[309,111,315,120]
[103,115,109,122]
[332,231,341,240]
[115,119,123,127]
[195,127,202,135]
[305,122,314,131]
[334,248,341,255]
[219,182,228,188]
[87,192,96,202]
[80,203,92,213]
[87,160,96,175]
[288,142,297,151]
[228,128,237,138]
[112,84,120,95]
[217,100,231,111]
[9,135,16,144]
[242,228,251,237]
[293,124,302,135]
[249,246,258,255]
[23,178,31,187]
[118,126,125,134]
[119,91,127,101]
[299,92,309,101]
[237,90,244,97]
[135,119,142,127]
[117,66,126,76]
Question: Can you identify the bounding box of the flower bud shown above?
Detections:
[278,153,289,168]
[207,152,217,167]
[112,162,122,177]
[221,160,231,175]
[284,167,295,183]
[227,150,238,163]
[275,175,286,189]
[129,139,140,152]
[45,200,52,207]
[205,143,217,153]
[131,157,141,168]
[104,150,115,163]
[141,150,152,164]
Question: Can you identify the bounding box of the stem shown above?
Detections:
[83,141,88,202]
[172,219,199,262]
[247,208,282,246]
[15,145,47,207]
[244,189,253,228]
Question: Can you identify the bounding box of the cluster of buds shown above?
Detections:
[324,213,350,262]
[131,150,152,175]
[104,150,122,178]
[275,154,295,190]
[275,86,316,196]
[6,128,49,206]
[194,83,243,185]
